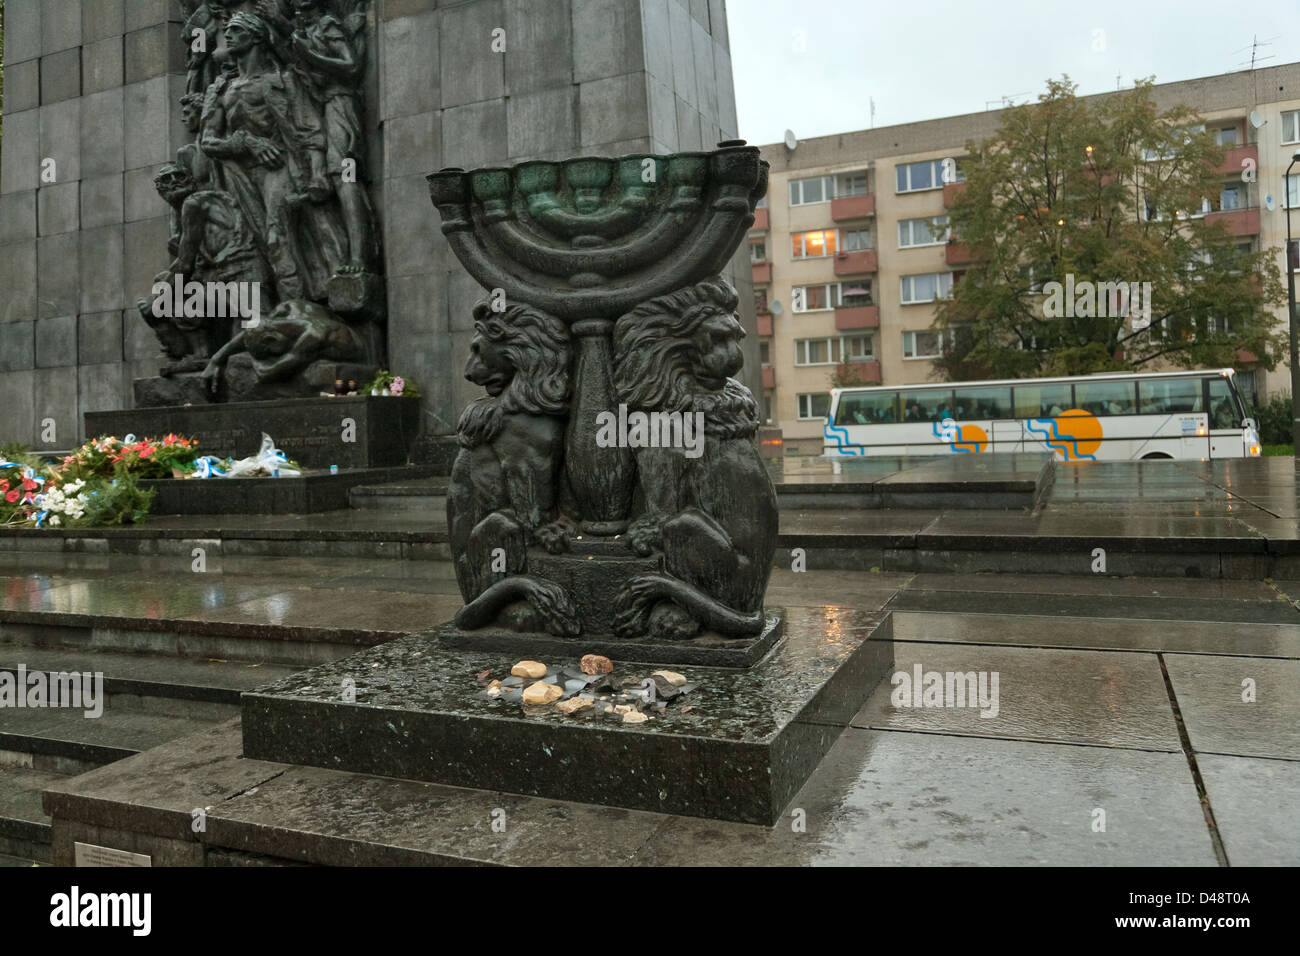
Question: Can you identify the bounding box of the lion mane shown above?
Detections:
[457,302,571,449]
[612,278,759,439]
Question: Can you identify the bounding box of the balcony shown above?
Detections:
[942,182,967,207]
[761,366,776,389]
[752,261,772,283]
[756,312,772,336]
[834,360,881,386]
[751,208,769,231]
[833,249,877,275]
[945,240,975,265]
[1205,206,1260,237]
[831,194,876,221]
[1218,143,1257,176]
[834,305,879,331]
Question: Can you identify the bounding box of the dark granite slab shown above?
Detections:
[436,610,785,668]
[242,606,894,824]
[85,395,421,470]
[142,465,444,515]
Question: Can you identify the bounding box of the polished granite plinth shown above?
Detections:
[242,607,892,824]
[142,465,443,516]
[85,395,420,471]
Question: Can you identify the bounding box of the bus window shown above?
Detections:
[953,386,1012,420]
[1075,380,1137,416]
[1138,378,1203,414]
[1207,377,1241,429]
[898,390,954,422]
[835,391,899,425]
[1014,384,1072,418]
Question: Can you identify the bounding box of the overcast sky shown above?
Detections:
[726,0,1300,146]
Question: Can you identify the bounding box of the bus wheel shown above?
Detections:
[1140,452,1173,460]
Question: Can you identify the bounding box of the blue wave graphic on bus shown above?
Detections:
[1026,418,1097,461]
[930,419,977,453]
[824,420,864,455]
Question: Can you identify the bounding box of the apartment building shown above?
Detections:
[752,62,1300,454]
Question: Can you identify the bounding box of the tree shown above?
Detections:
[934,77,1287,380]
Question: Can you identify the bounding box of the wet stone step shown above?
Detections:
[889,588,1300,625]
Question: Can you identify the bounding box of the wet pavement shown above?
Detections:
[6,560,1293,865]
[5,455,1299,864]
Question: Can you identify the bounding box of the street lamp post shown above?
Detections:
[1287,153,1300,453]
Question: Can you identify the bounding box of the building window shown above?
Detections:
[794,335,873,366]
[900,272,954,304]
[792,229,837,258]
[896,160,945,193]
[1213,126,1239,147]
[1284,110,1300,146]
[842,227,872,251]
[755,197,767,209]
[795,338,832,365]
[763,390,774,424]
[792,283,838,312]
[759,341,770,365]
[754,289,768,313]
[841,334,874,361]
[789,175,833,206]
[1217,184,1243,211]
[836,171,869,197]
[750,241,767,262]
[902,330,945,359]
[898,216,950,248]
[840,281,873,307]
[797,393,832,420]
[1285,174,1300,209]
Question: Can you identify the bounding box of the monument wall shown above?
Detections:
[0,0,756,450]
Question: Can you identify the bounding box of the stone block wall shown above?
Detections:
[0,0,755,448]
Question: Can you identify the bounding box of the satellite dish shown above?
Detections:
[770,300,784,316]
[784,129,798,151]
[1249,110,1266,129]
[1266,194,1277,211]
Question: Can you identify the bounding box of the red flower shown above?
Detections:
[0,479,8,492]
[4,489,19,504]
[139,447,155,458]
[21,477,38,491]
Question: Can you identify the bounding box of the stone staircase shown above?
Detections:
[0,642,299,864]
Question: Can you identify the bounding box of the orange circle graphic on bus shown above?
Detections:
[954,424,987,453]
[1052,409,1103,458]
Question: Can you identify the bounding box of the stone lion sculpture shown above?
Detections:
[609,277,778,639]
[448,302,581,636]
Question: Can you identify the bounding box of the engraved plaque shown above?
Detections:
[73,842,152,867]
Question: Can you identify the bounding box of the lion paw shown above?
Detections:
[625,515,662,557]
[535,516,575,555]
[649,602,700,641]
[521,578,581,637]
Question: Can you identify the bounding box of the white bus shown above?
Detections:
[824,368,1261,461]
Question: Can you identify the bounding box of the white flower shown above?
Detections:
[49,515,61,527]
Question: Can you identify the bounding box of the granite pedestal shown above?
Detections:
[242,607,894,825]
[85,395,421,470]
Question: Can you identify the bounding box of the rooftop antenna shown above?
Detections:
[986,92,1031,111]
[869,97,876,130]
[1233,35,1277,71]
[1116,73,1122,90]
[783,128,799,152]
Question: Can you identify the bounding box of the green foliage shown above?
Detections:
[1250,392,1293,445]
[77,470,155,527]
[935,76,1287,381]
[360,369,421,398]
